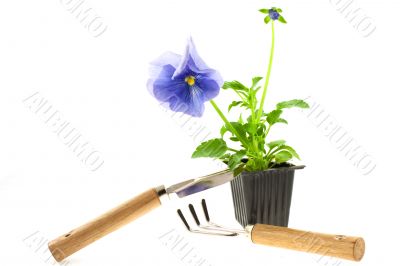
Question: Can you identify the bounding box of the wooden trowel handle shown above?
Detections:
[251,224,365,261]
[48,187,163,262]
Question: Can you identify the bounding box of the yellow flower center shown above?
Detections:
[185,75,196,86]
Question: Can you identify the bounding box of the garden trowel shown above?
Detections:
[48,169,234,261]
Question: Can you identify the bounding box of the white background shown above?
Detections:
[1,0,399,265]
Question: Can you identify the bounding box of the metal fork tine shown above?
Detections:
[177,209,191,231]
[176,201,244,237]
[201,199,225,229]
[189,204,200,226]
[201,199,210,222]
[199,199,247,235]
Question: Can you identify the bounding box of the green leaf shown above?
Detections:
[228,101,243,112]
[251,77,263,89]
[244,123,257,135]
[230,122,248,141]
[264,16,271,24]
[274,150,292,163]
[267,140,286,149]
[238,114,244,124]
[266,109,283,125]
[276,118,288,124]
[259,9,269,14]
[191,138,227,158]
[244,158,256,171]
[280,145,300,160]
[233,163,246,176]
[246,114,254,123]
[276,99,309,109]
[228,150,247,170]
[270,144,300,160]
[220,125,227,137]
[222,81,248,92]
[256,123,266,136]
[278,15,287,24]
[276,8,283,13]
[219,153,231,160]
[253,86,262,94]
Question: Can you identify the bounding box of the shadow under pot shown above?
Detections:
[230,164,305,228]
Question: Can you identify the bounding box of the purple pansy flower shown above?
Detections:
[147,38,223,117]
[269,9,280,20]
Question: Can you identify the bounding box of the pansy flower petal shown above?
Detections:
[197,77,221,100]
[147,38,223,117]
[173,37,213,78]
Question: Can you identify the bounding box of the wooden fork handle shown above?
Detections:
[48,187,163,262]
[250,224,365,261]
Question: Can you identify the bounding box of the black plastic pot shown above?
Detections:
[230,165,304,228]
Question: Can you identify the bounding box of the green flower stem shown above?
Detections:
[256,20,275,122]
[250,105,260,155]
[264,123,272,138]
[210,100,249,149]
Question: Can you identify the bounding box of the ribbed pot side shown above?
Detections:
[230,166,304,228]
